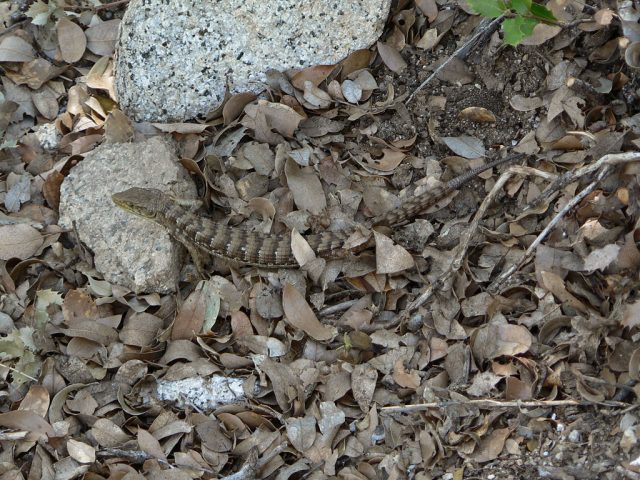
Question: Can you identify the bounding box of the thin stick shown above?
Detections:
[488,150,640,293]
[405,16,504,104]
[380,398,631,414]
[489,167,609,293]
[319,299,359,316]
[0,362,38,382]
[405,162,524,314]
[520,151,640,215]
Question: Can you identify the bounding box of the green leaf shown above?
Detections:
[503,17,538,45]
[467,0,507,18]
[530,3,557,22]
[510,0,532,15]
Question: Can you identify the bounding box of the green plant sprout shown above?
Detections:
[467,0,557,46]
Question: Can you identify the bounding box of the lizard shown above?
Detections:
[111,153,524,268]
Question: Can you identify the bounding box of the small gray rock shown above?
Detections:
[59,137,196,293]
[115,0,391,122]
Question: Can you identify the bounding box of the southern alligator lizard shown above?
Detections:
[112,153,523,267]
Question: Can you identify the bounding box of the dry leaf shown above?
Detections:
[441,135,485,158]
[85,19,120,56]
[282,283,335,341]
[373,230,414,274]
[223,92,257,125]
[0,224,43,260]
[458,107,496,123]
[415,0,438,21]
[509,95,544,112]
[0,35,36,62]
[57,18,86,63]
[376,42,407,73]
[284,157,326,215]
[471,428,510,462]
[291,64,336,90]
[583,244,621,271]
[172,280,221,340]
[285,416,317,452]
[351,363,378,411]
[104,109,134,143]
[472,322,533,361]
[67,439,96,464]
[416,28,440,49]
[138,428,167,462]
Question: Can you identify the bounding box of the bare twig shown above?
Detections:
[380,398,631,415]
[520,151,640,215]
[489,167,610,293]
[0,362,38,382]
[319,299,359,317]
[0,19,29,38]
[490,151,640,293]
[406,16,504,104]
[404,162,525,314]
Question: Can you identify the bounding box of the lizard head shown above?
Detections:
[112,187,167,219]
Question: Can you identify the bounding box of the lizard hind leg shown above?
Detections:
[183,241,211,280]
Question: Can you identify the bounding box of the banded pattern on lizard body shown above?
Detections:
[112,153,524,267]
[113,188,352,267]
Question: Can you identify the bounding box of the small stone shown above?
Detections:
[567,429,582,443]
[58,137,196,293]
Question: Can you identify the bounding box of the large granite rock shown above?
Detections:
[115,0,391,122]
[59,137,196,293]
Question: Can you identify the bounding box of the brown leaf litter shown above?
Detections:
[2,1,640,478]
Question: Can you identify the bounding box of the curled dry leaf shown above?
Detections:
[366,148,406,172]
[509,94,544,112]
[223,92,257,125]
[416,28,440,50]
[303,80,333,109]
[282,283,335,341]
[458,106,496,123]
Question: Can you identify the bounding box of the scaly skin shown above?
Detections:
[112,154,523,267]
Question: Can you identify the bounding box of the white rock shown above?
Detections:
[115,0,391,122]
[58,137,196,293]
